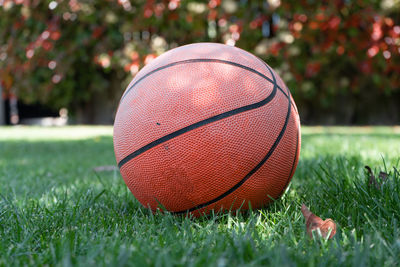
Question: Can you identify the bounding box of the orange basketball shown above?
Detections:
[113,43,301,216]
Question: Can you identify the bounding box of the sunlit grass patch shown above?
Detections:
[0,126,399,266]
[0,126,113,141]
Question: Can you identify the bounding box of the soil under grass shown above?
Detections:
[0,126,399,266]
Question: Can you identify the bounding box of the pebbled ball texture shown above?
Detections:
[113,43,301,216]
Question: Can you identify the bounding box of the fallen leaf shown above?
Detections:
[365,165,378,189]
[378,171,388,181]
[365,165,389,189]
[301,204,337,240]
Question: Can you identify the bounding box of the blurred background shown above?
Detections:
[0,0,399,125]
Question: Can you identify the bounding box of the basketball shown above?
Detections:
[113,43,301,216]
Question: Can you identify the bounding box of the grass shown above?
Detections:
[0,126,399,266]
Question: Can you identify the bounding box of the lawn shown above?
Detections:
[0,126,399,266]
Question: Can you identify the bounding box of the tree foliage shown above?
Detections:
[0,0,399,123]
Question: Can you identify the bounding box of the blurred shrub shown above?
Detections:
[0,0,399,123]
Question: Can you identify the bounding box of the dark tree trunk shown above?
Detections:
[73,72,124,125]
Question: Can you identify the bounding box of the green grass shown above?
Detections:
[0,126,399,266]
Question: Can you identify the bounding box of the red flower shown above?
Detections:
[50,31,61,41]
[92,27,104,39]
[305,62,321,77]
[328,16,341,30]
[359,60,372,74]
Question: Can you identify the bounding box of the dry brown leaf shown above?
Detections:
[379,171,388,181]
[301,204,337,240]
[365,165,378,188]
[365,165,389,189]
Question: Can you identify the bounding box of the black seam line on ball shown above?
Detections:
[119,58,286,102]
[117,61,282,169]
[172,66,292,215]
[256,57,297,111]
